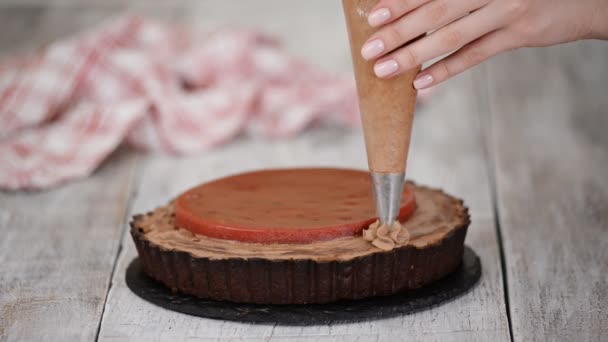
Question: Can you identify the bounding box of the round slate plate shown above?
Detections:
[126,246,481,325]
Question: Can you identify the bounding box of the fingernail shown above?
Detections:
[413,74,434,89]
[374,59,399,78]
[361,39,385,60]
[368,8,391,27]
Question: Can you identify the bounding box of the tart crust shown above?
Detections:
[130,183,470,304]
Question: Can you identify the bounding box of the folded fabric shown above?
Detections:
[0,15,430,191]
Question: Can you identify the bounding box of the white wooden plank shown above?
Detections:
[98,68,510,341]
[0,150,139,341]
[486,41,608,341]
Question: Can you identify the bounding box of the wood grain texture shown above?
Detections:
[97,68,510,340]
[0,150,139,341]
[485,41,608,341]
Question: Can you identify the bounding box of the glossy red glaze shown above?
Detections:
[175,168,416,243]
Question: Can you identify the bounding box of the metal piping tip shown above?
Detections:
[370,172,405,225]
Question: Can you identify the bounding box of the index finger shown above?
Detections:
[367,0,434,27]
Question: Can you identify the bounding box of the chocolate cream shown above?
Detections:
[342,0,420,173]
[362,220,410,251]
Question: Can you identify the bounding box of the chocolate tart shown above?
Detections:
[130,175,470,305]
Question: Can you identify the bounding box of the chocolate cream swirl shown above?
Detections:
[362,220,410,251]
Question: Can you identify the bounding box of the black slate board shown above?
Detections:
[125,246,481,325]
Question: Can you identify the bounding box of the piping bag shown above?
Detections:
[342,0,420,226]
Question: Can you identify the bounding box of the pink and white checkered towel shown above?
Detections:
[0,15,430,191]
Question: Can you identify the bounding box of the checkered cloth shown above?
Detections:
[0,15,429,190]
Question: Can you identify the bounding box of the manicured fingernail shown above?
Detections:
[413,74,434,89]
[368,8,391,27]
[361,39,385,60]
[374,59,399,78]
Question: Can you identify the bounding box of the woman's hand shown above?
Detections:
[361,0,608,89]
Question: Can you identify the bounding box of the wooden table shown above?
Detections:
[1,1,607,341]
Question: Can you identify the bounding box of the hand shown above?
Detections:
[360,0,608,89]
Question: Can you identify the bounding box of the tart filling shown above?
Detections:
[174,168,416,244]
[133,184,467,262]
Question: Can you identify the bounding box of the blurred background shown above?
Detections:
[1,1,607,341]
[0,0,352,71]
